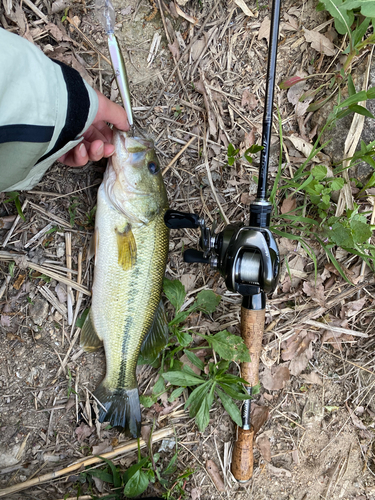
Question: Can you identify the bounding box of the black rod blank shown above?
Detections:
[256,0,282,201]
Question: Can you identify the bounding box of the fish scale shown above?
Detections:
[81,130,169,437]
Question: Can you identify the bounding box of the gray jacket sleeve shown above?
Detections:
[0,28,99,192]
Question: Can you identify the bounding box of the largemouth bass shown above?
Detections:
[81,129,169,437]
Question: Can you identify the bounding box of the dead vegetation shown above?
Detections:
[1,0,375,498]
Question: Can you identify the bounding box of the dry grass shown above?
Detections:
[1,0,375,498]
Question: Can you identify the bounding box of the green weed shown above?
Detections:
[139,278,253,432]
[3,191,25,221]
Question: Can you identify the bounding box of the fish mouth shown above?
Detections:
[119,132,154,153]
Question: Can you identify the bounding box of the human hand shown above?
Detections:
[58,90,129,167]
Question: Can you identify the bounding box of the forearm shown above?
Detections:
[0,28,98,192]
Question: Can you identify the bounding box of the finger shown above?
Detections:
[87,140,104,162]
[67,142,89,167]
[84,123,112,144]
[94,90,130,131]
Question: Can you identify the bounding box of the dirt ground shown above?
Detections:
[1,0,375,498]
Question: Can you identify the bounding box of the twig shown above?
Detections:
[162,137,196,176]
[305,319,368,338]
[0,427,174,497]
[137,0,221,120]
[22,0,48,22]
[24,222,53,249]
[320,347,375,377]
[66,17,111,65]
[2,200,28,247]
[203,129,230,225]
[65,233,74,326]
[0,251,90,296]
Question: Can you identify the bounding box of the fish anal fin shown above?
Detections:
[116,225,137,270]
[94,383,141,438]
[80,310,103,352]
[139,300,169,366]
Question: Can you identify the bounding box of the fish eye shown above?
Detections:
[148,161,159,175]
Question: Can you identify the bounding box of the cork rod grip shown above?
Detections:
[240,308,266,387]
[231,427,254,482]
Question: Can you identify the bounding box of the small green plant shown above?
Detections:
[3,192,25,221]
[8,261,15,278]
[85,206,97,227]
[78,439,191,499]
[69,197,79,227]
[227,143,263,166]
[139,279,253,432]
[316,0,375,71]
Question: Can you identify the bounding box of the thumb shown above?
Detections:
[94,90,130,131]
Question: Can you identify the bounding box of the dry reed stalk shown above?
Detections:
[0,427,174,497]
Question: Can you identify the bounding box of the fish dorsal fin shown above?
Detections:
[80,310,103,352]
[138,300,169,365]
[116,225,137,270]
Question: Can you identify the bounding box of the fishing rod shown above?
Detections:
[164,0,281,482]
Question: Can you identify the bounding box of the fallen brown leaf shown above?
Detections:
[241,89,257,110]
[267,463,292,477]
[75,423,95,443]
[168,38,180,61]
[258,16,271,43]
[300,371,323,386]
[342,297,366,317]
[303,28,336,56]
[261,364,290,391]
[251,404,269,435]
[205,460,225,492]
[256,433,271,462]
[302,278,325,306]
[280,196,297,214]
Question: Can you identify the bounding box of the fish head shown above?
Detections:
[104,129,168,223]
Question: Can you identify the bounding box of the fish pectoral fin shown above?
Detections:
[116,225,137,270]
[138,300,169,366]
[80,310,103,352]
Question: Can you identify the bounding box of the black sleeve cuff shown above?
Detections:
[37,59,90,163]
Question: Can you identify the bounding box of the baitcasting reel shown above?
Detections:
[164,208,280,297]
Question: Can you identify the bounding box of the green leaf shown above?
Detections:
[193,290,221,314]
[168,386,185,402]
[195,383,215,432]
[163,278,186,311]
[164,450,178,475]
[162,371,205,387]
[4,192,26,221]
[311,165,327,181]
[328,177,345,190]
[98,457,122,488]
[123,469,149,498]
[183,350,205,371]
[207,330,251,362]
[348,104,375,119]
[351,219,372,244]
[152,376,166,395]
[139,395,157,408]
[330,222,354,247]
[347,74,355,97]
[338,90,368,108]
[218,382,253,400]
[216,387,242,426]
[174,328,192,346]
[86,469,114,484]
[76,308,89,328]
[185,380,212,417]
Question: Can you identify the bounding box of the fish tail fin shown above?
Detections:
[94,383,141,438]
